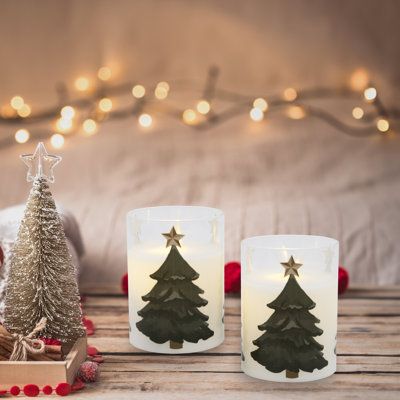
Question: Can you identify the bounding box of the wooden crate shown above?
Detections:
[0,337,87,388]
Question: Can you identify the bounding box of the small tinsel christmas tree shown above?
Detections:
[137,227,214,349]
[251,256,328,378]
[4,143,85,344]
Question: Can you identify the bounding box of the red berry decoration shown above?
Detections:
[87,345,98,357]
[121,273,128,295]
[39,337,62,345]
[55,383,71,397]
[23,384,40,397]
[339,266,349,295]
[71,378,85,392]
[82,316,95,336]
[42,385,53,395]
[78,361,100,383]
[10,386,20,396]
[92,355,104,363]
[0,245,4,267]
[224,261,241,293]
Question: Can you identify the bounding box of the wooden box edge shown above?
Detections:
[0,336,87,388]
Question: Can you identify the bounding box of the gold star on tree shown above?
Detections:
[21,142,61,183]
[281,256,302,277]
[162,226,184,248]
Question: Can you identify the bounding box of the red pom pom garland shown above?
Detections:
[3,380,87,397]
[42,385,53,395]
[55,383,71,397]
[10,386,20,396]
[23,384,40,397]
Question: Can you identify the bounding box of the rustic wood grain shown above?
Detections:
[79,285,400,399]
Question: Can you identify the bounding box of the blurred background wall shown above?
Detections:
[0,0,399,285]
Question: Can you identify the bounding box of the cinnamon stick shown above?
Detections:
[45,345,62,354]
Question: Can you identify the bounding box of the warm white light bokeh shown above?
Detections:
[50,133,65,149]
[138,113,152,128]
[14,129,30,143]
[283,88,297,102]
[364,87,377,101]
[182,109,197,124]
[98,98,113,112]
[132,85,146,99]
[75,76,90,91]
[352,107,364,119]
[250,107,264,122]
[197,100,211,115]
[253,98,268,112]
[83,118,98,135]
[97,66,112,81]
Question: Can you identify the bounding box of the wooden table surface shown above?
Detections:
[78,285,400,400]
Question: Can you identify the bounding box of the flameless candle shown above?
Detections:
[127,206,224,354]
[241,235,339,382]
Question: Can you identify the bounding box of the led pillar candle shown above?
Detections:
[127,206,224,354]
[241,235,338,382]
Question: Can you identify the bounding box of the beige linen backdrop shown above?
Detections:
[0,0,399,285]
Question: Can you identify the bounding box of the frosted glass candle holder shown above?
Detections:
[127,206,224,354]
[241,235,339,382]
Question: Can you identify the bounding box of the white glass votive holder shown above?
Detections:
[127,206,224,354]
[241,235,339,382]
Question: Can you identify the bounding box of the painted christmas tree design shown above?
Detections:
[251,256,328,378]
[136,227,214,349]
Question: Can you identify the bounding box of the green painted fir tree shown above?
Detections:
[137,227,214,349]
[251,256,328,378]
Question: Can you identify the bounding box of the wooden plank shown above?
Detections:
[87,332,400,356]
[67,390,400,400]
[89,371,400,392]
[99,354,400,373]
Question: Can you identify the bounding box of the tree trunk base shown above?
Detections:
[170,340,183,349]
[286,370,298,379]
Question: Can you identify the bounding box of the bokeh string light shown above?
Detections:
[0,66,398,149]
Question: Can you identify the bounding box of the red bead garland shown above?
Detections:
[42,385,53,395]
[23,384,40,397]
[10,386,20,396]
[55,383,71,397]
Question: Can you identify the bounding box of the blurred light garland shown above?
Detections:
[0,66,398,149]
